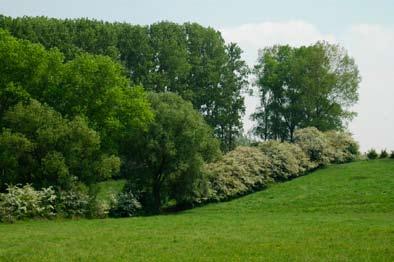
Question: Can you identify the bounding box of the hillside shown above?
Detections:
[0,160,393,261]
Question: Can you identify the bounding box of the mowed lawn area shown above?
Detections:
[0,160,393,261]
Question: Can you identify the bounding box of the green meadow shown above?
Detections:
[1,159,393,261]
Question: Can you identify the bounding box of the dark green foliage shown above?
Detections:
[0,29,154,156]
[367,149,378,160]
[0,29,155,194]
[126,92,220,212]
[1,100,120,189]
[391,151,394,159]
[252,42,360,141]
[379,149,388,158]
[0,16,249,150]
[0,130,34,189]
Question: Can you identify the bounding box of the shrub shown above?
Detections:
[56,185,90,218]
[324,131,360,163]
[391,151,394,159]
[202,146,272,202]
[258,141,312,181]
[0,184,56,223]
[87,199,110,219]
[366,149,378,160]
[0,130,34,191]
[109,190,142,217]
[2,100,121,189]
[380,149,388,158]
[294,127,334,167]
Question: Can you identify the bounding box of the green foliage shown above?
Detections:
[202,146,272,202]
[367,148,378,160]
[56,185,91,218]
[0,82,31,116]
[234,133,257,147]
[391,151,394,159]
[108,190,142,218]
[0,17,249,149]
[0,29,154,157]
[1,100,120,188]
[0,29,64,104]
[252,42,360,141]
[93,179,126,204]
[0,184,56,223]
[0,129,34,190]
[379,149,388,159]
[94,155,121,181]
[367,149,378,160]
[294,127,334,167]
[324,130,360,163]
[127,92,220,212]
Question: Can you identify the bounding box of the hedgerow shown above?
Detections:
[202,146,272,202]
[200,128,359,203]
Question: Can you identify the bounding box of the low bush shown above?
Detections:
[379,149,388,158]
[202,146,272,202]
[294,127,334,167]
[0,184,56,223]
[325,131,360,163]
[56,185,91,218]
[366,149,378,160]
[391,151,394,159]
[257,141,312,181]
[109,190,142,217]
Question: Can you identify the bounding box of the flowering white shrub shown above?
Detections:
[294,127,334,167]
[109,191,142,217]
[258,140,312,180]
[57,187,90,218]
[0,184,56,223]
[203,146,272,201]
[324,131,359,163]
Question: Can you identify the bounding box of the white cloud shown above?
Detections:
[221,21,394,152]
[343,24,394,152]
[221,21,336,65]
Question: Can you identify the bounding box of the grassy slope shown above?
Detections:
[0,160,393,261]
[93,179,126,203]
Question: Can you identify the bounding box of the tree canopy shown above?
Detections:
[126,92,220,212]
[252,42,360,141]
[0,16,250,151]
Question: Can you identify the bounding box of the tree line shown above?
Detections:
[0,15,249,152]
[0,15,360,214]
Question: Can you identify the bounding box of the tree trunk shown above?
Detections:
[152,179,161,213]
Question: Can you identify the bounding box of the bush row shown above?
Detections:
[199,127,359,202]
[366,149,394,159]
[0,183,141,222]
[1,127,359,221]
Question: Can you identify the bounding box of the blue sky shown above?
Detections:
[2,0,393,30]
[1,0,394,151]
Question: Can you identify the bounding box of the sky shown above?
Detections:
[1,0,394,152]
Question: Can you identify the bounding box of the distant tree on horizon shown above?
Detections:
[252,41,361,141]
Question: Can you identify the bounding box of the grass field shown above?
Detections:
[0,160,393,261]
